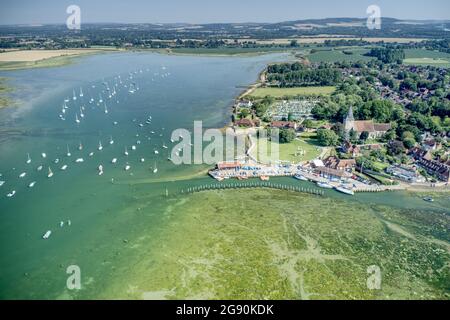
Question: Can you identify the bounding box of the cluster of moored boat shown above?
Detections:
[1,66,175,199]
[294,174,355,195]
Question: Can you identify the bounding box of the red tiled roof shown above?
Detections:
[270,121,297,129]
[353,120,375,132]
[217,162,242,170]
[235,118,255,127]
[373,123,392,132]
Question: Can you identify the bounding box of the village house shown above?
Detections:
[386,165,424,183]
[344,106,391,139]
[315,166,352,180]
[409,147,450,182]
[270,121,298,130]
[409,147,433,161]
[324,156,356,173]
[236,99,253,109]
[342,142,382,158]
[416,158,450,182]
[216,161,242,171]
[234,118,259,128]
[422,138,441,152]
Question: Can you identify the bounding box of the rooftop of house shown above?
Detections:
[270,121,297,129]
[217,161,242,170]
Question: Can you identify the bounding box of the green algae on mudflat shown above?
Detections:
[96,189,449,300]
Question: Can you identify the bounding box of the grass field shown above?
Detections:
[403,49,450,67]
[404,58,450,67]
[249,86,335,98]
[251,136,322,163]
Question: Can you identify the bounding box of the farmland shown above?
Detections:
[306,47,374,63]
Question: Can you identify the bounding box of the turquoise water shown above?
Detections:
[0,52,289,298]
[0,52,448,299]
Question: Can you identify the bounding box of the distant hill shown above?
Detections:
[1,17,449,41]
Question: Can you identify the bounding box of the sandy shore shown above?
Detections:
[0,49,103,62]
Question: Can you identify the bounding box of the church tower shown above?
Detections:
[344,106,355,140]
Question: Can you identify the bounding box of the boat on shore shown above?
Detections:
[260,176,270,181]
[294,174,308,181]
[335,185,355,196]
[317,182,333,189]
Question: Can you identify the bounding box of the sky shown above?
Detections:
[0,0,449,25]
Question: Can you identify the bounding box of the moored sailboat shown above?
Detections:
[48,167,54,178]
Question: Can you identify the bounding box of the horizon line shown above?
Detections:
[1,16,450,27]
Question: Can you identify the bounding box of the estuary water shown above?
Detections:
[0,52,448,299]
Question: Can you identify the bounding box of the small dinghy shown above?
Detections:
[7,190,16,198]
[42,230,52,239]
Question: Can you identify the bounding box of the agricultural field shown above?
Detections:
[403,49,450,67]
[0,49,102,71]
[249,86,336,98]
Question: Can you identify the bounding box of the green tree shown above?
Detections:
[317,129,339,146]
[239,109,250,119]
[360,131,370,142]
[279,128,296,144]
[387,140,405,156]
[287,112,294,121]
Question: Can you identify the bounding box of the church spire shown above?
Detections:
[346,106,354,122]
[344,106,355,141]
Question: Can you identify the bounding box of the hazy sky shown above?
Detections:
[0,0,449,25]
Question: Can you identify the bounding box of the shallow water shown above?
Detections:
[0,51,289,298]
[0,52,448,299]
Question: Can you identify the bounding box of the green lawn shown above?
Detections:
[249,86,335,98]
[403,49,450,67]
[404,58,450,67]
[251,136,322,163]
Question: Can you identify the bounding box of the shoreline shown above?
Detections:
[0,48,122,72]
[0,48,122,109]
